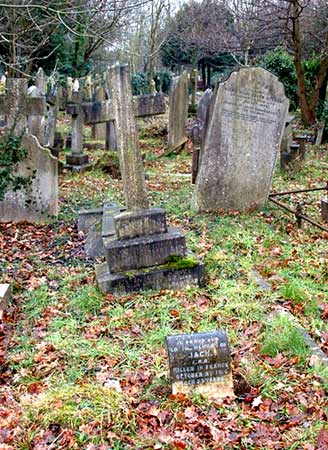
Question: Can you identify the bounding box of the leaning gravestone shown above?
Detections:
[192,67,289,212]
[191,88,212,183]
[166,330,234,399]
[0,135,58,223]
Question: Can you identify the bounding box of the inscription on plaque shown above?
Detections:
[166,330,234,399]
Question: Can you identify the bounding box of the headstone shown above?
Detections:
[191,88,212,183]
[92,86,107,141]
[36,68,47,97]
[193,67,289,212]
[27,85,46,145]
[168,72,189,152]
[45,79,60,149]
[0,78,28,133]
[280,114,295,153]
[0,134,58,223]
[0,283,11,315]
[166,330,234,399]
[321,198,328,221]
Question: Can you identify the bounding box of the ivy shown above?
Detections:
[0,132,32,201]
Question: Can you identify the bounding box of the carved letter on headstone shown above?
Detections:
[166,330,234,399]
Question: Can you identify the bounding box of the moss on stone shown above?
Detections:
[121,255,199,278]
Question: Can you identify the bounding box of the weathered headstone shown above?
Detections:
[191,88,212,183]
[321,198,328,221]
[92,86,107,141]
[280,114,295,153]
[166,330,234,399]
[27,85,46,145]
[0,135,58,223]
[193,67,289,212]
[168,72,189,153]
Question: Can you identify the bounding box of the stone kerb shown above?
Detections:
[192,67,289,212]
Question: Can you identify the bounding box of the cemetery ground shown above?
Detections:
[0,120,327,449]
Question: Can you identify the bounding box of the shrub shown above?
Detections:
[257,48,299,110]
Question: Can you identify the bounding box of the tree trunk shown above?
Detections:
[207,64,211,88]
[201,63,206,89]
[292,0,314,124]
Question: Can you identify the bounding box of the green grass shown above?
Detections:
[261,313,310,360]
[2,122,328,449]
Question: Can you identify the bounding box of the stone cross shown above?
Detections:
[106,64,149,210]
[65,73,166,170]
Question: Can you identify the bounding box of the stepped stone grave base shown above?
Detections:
[66,162,94,172]
[104,227,187,273]
[96,254,204,296]
[95,207,204,295]
[66,153,94,172]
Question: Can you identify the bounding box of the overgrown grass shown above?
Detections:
[2,125,328,448]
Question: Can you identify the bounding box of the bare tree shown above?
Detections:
[247,0,328,123]
[0,0,150,78]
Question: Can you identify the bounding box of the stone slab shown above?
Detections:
[95,255,204,295]
[102,203,124,238]
[166,330,234,399]
[0,283,11,312]
[78,208,103,233]
[114,208,167,240]
[133,93,166,118]
[85,220,104,258]
[193,67,289,212]
[103,227,187,273]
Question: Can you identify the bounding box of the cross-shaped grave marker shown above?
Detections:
[65,71,166,171]
[93,64,204,295]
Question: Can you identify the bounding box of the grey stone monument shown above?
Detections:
[168,72,189,153]
[193,67,289,212]
[95,65,204,295]
[0,135,58,223]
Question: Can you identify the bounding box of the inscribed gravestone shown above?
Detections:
[166,330,234,399]
[0,135,58,223]
[192,67,289,212]
[168,72,189,151]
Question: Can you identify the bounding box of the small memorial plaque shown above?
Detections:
[166,330,234,399]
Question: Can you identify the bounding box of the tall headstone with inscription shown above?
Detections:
[166,330,234,399]
[192,67,289,212]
